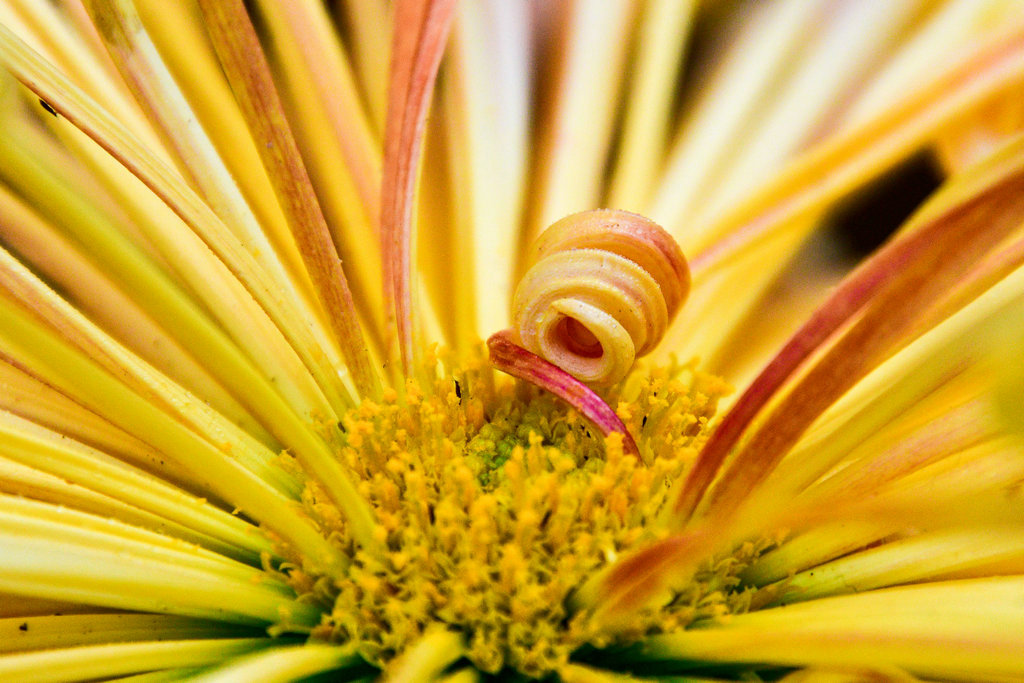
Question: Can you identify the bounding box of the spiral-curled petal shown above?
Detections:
[513,210,690,385]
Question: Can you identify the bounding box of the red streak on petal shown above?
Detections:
[382,0,457,375]
[924,230,1024,329]
[673,244,899,520]
[487,330,640,458]
[674,162,1024,524]
[588,525,718,619]
[600,535,687,609]
[198,0,380,398]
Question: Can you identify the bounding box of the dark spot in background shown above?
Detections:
[825,152,943,260]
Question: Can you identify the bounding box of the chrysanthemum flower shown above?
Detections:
[2,0,1024,680]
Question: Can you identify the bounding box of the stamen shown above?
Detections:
[304,350,730,675]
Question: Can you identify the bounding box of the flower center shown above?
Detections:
[286,349,748,677]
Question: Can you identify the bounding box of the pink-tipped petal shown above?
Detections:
[381,0,458,375]
[487,330,640,458]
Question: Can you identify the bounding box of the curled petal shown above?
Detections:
[513,209,689,385]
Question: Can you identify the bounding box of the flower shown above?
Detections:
[1,0,1023,680]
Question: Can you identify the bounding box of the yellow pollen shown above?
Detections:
[290,349,751,677]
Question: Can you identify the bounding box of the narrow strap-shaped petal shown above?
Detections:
[442,0,531,345]
[0,243,300,498]
[761,523,1024,606]
[0,410,272,561]
[197,0,382,399]
[688,18,1024,277]
[487,331,639,458]
[83,0,301,303]
[382,627,464,682]
[0,360,191,488]
[0,294,346,572]
[690,159,1024,524]
[337,0,392,134]
[606,0,697,211]
[0,639,274,683]
[85,0,352,388]
[671,137,1024,523]
[0,23,355,415]
[254,0,388,356]
[0,614,246,653]
[188,643,362,683]
[523,1,637,240]
[648,0,824,234]
[631,577,1024,680]
[761,238,1024,507]
[381,0,457,375]
[0,123,376,552]
[0,496,314,625]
